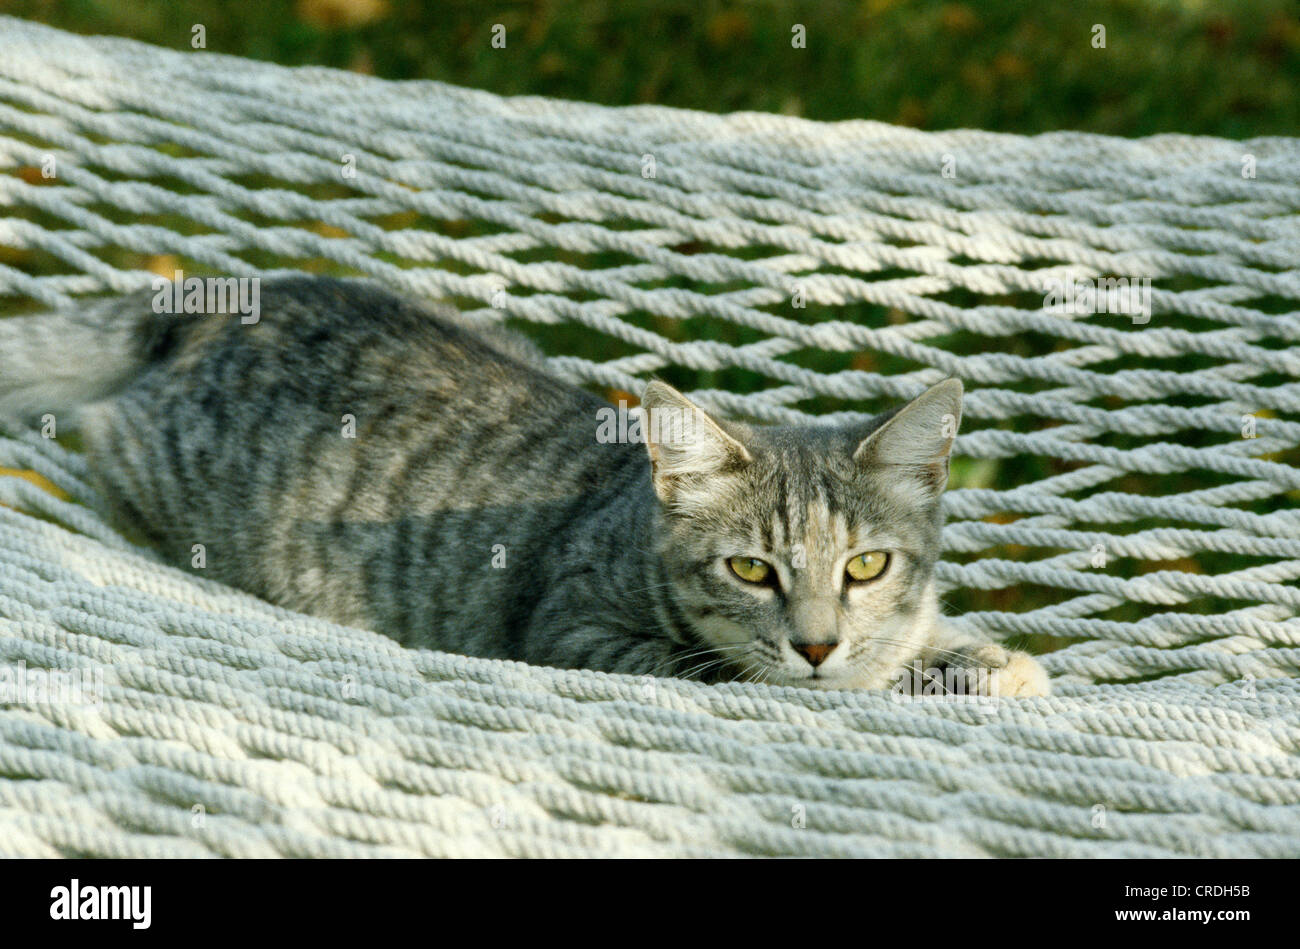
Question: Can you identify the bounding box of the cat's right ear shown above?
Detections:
[640,381,751,503]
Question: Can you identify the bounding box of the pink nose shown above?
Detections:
[794,643,835,667]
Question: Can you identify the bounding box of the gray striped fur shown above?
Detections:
[1,276,1048,693]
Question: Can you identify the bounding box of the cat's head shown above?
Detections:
[642,378,961,689]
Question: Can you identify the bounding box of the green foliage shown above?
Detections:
[9,0,1299,135]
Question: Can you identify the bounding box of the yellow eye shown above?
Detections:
[728,556,773,584]
[846,551,889,582]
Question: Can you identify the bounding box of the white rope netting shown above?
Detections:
[0,17,1298,857]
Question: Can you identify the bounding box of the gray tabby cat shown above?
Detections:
[0,277,1047,695]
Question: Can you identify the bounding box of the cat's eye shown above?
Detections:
[846,551,889,583]
[728,556,774,585]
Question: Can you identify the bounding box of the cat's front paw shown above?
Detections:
[936,643,1051,698]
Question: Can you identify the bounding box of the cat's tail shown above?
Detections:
[0,295,146,425]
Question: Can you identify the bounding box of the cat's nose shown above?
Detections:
[793,642,837,667]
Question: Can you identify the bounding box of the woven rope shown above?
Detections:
[1,17,1298,857]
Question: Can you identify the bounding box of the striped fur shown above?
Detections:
[0,276,1048,692]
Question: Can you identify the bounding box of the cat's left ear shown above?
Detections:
[853,379,963,495]
[640,380,752,503]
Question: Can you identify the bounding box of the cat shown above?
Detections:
[0,276,1048,696]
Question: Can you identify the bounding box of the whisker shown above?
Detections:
[853,635,977,665]
[673,644,751,682]
[646,645,726,678]
[680,656,733,682]
[615,580,681,597]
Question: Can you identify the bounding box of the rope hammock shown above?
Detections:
[1,17,1298,858]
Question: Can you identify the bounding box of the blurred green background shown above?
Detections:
[6,0,1299,135]
[2,0,1297,646]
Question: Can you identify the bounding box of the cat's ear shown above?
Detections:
[640,381,751,502]
[852,379,962,495]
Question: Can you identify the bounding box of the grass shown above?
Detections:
[6,0,1298,136]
